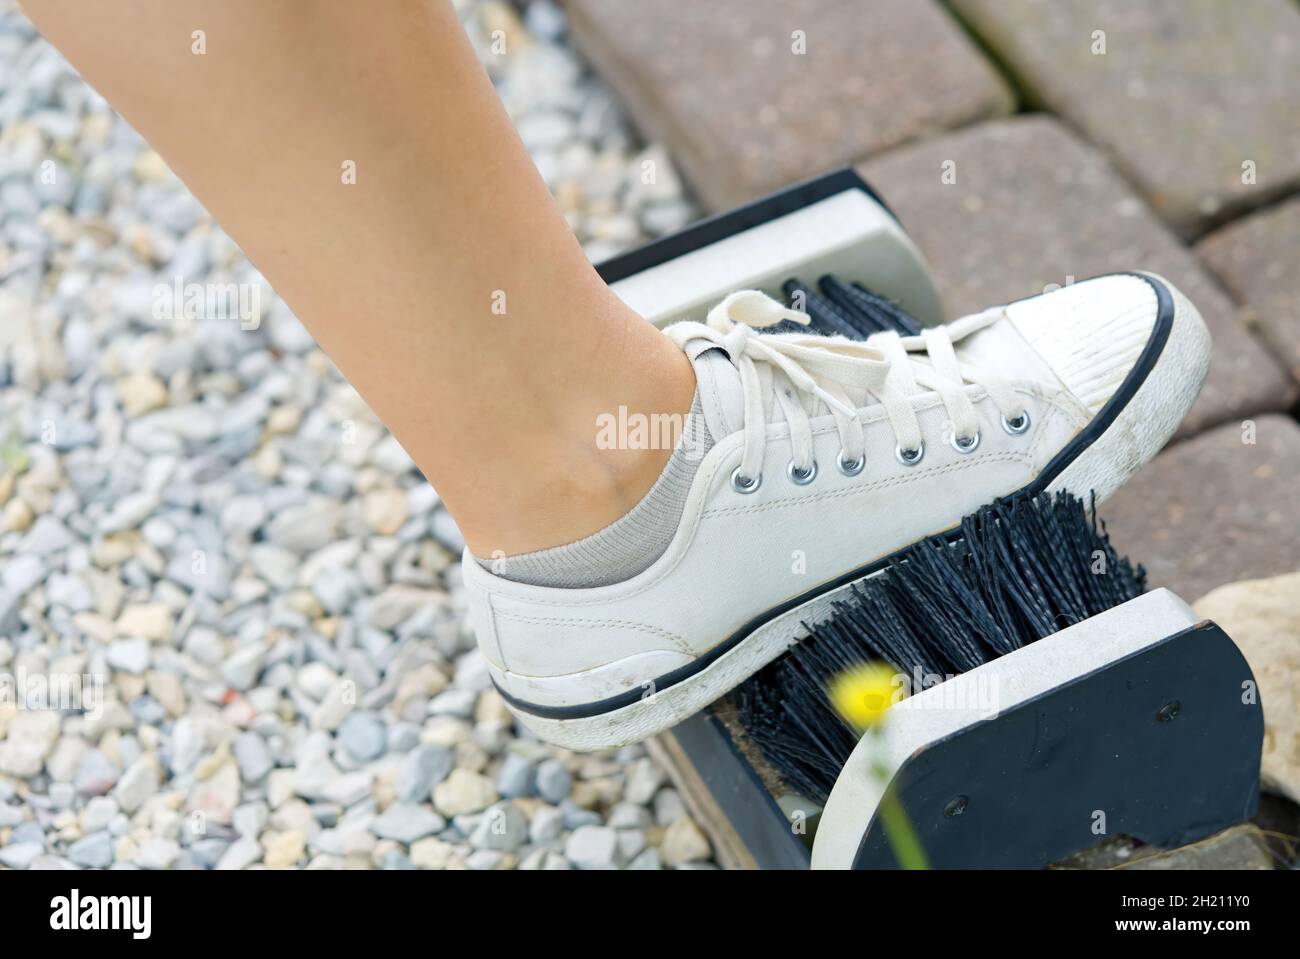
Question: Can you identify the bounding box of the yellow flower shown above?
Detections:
[827,662,901,731]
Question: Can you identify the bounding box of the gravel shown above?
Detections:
[0,0,713,871]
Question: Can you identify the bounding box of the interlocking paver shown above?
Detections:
[1197,197,1300,385]
[567,0,1015,211]
[857,116,1296,436]
[950,0,1300,236]
[1098,415,1300,602]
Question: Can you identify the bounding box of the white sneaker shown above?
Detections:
[463,272,1210,750]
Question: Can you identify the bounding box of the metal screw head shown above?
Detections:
[1157,700,1181,722]
[943,795,968,818]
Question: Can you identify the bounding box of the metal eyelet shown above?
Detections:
[787,459,818,485]
[1001,411,1031,435]
[950,430,981,454]
[895,443,925,466]
[836,450,865,477]
[730,467,761,494]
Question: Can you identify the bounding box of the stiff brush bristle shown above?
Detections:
[732,490,1146,806]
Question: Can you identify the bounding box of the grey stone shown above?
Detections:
[113,757,159,813]
[623,757,666,805]
[336,711,387,762]
[653,788,687,826]
[560,799,602,830]
[265,501,341,554]
[0,842,45,869]
[12,822,45,846]
[380,849,416,870]
[464,849,505,871]
[495,752,537,799]
[67,831,114,869]
[371,802,446,844]
[106,637,150,675]
[221,643,265,692]
[75,750,120,796]
[394,745,455,803]
[617,828,647,860]
[524,0,568,43]
[80,796,118,833]
[564,825,628,870]
[607,802,651,830]
[169,718,204,773]
[45,572,93,611]
[312,567,362,616]
[232,731,274,784]
[215,837,263,870]
[428,688,476,719]
[627,847,663,870]
[21,514,74,555]
[232,801,269,838]
[529,805,566,844]
[189,837,233,869]
[387,722,421,754]
[4,554,45,596]
[535,758,572,804]
[467,801,528,853]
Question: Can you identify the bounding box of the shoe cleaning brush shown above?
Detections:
[733,490,1146,806]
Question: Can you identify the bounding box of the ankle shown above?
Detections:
[457,331,698,558]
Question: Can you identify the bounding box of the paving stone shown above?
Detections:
[567,0,1014,211]
[858,116,1296,435]
[1098,415,1300,601]
[950,0,1300,236]
[1197,197,1300,385]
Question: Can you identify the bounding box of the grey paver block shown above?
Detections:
[567,0,1015,211]
[857,116,1296,436]
[1098,415,1300,602]
[950,0,1300,236]
[1197,196,1300,386]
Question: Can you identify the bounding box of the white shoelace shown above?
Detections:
[666,290,1029,488]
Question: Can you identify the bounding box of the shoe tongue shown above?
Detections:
[684,342,745,441]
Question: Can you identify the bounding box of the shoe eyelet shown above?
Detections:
[950,430,981,454]
[1001,411,1031,435]
[895,442,925,466]
[731,467,761,494]
[836,450,865,477]
[787,459,818,485]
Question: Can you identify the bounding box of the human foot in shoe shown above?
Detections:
[463,272,1211,750]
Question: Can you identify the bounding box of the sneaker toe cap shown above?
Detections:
[1005,274,1160,414]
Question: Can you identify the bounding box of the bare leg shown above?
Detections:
[20,0,695,556]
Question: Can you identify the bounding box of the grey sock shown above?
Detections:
[479,393,715,588]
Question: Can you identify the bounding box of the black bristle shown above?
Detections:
[733,490,1146,806]
[818,276,925,336]
[781,279,865,338]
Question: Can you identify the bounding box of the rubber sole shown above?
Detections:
[498,273,1209,751]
